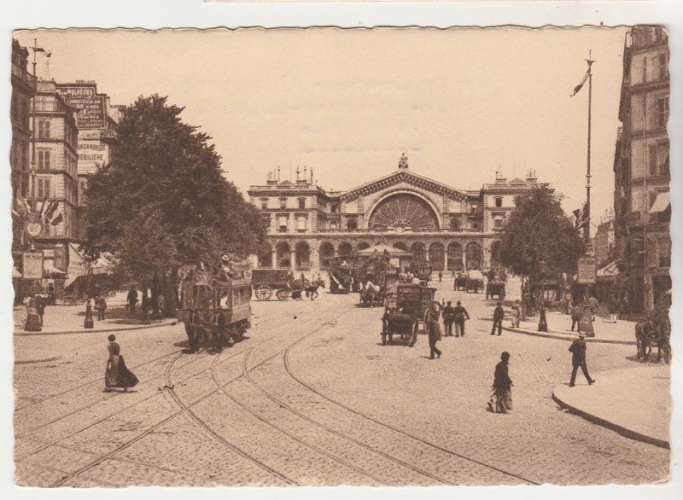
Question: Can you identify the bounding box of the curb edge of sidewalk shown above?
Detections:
[14,320,178,337]
[501,325,636,346]
[551,390,670,450]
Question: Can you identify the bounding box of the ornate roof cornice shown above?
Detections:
[339,170,470,202]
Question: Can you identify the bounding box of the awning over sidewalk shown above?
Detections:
[597,260,620,279]
[649,191,670,214]
[44,261,66,278]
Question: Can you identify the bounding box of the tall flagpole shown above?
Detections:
[585,50,595,245]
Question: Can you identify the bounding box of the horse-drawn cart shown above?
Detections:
[252,269,298,300]
[381,284,437,346]
[465,270,484,294]
[454,272,467,291]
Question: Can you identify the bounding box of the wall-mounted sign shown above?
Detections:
[23,252,44,280]
[577,256,596,284]
[25,214,43,238]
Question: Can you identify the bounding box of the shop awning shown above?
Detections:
[44,261,67,278]
[649,191,670,214]
[597,260,620,279]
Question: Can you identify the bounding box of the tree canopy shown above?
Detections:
[497,185,584,281]
[84,95,265,280]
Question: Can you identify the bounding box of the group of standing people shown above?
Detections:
[569,295,600,337]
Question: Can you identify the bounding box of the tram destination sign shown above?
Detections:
[577,256,596,284]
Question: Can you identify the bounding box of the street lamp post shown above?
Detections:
[538,258,548,332]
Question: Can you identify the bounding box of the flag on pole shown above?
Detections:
[571,69,590,97]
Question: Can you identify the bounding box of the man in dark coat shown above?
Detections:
[424,302,442,359]
[491,301,504,336]
[127,286,138,314]
[569,334,595,387]
[488,351,513,413]
[453,300,470,337]
[442,301,455,336]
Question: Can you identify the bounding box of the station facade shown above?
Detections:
[248,156,545,275]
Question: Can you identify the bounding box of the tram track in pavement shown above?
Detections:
[17,340,259,467]
[279,318,543,486]
[14,346,186,412]
[15,304,306,440]
[46,300,342,487]
[208,320,395,486]
[14,306,285,413]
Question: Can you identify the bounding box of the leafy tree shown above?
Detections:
[84,95,265,315]
[498,185,584,285]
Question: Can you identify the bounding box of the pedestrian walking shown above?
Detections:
[127,285,138,314]
[511,299,521,328]
[442,301,455,336]
[424,302,442,359]
[487,351,513,413]
[453,300,470,337]
[491,301,504,336]
[95,295,107,321]
[104,334,139,392]
[568,334,595,387]
[438,271,443,283]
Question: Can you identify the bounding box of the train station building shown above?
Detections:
[248,155,546,275]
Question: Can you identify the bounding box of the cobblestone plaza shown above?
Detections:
[14,286,669,487]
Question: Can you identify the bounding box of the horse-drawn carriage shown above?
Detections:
[454,272,467,291]
[252,269,319,300]
[359,268,399,307]
[381,284,437,346]
[635,307,671,364]
[465,270,484,294]
[177,260,252,352]
[484,268,506,300]
[329,258,354,294]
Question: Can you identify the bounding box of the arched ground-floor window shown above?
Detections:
[295,241,310,270]
[429,242,445,271]
[447,242,463,271]
[465,242,482,270]
[411,242,426,262]
[338,241,353,257]
[276,242,291,269]
[319,242,335,269]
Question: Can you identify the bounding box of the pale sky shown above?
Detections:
[15,27,628,230]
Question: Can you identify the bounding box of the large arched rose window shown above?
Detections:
[368,194,439,232]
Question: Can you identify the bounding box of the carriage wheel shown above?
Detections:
[276,289,290,301]
[255,286,272,301]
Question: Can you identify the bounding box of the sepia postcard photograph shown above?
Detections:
[4,3,680,493]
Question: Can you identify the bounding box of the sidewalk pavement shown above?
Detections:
[502,310,636,345]
[13,292,177,335]
[552,364,670,448]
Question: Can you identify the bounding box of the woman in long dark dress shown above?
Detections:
[105,334,139,392]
